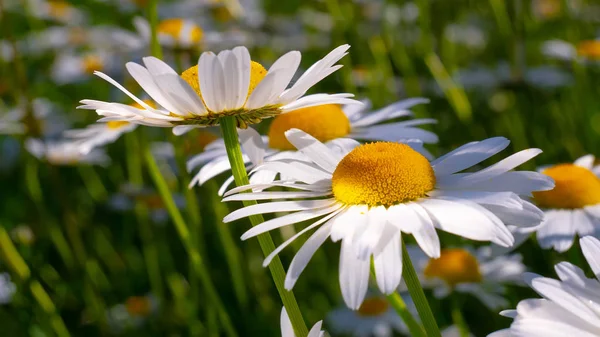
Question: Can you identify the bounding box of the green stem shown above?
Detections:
[387,292,426,337]
[401,238,441,337]
[144,148,238,337]
[148,0,163,59]
[219,116,309,337]
[451,295,470,337]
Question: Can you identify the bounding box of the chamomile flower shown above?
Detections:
[223,129,552,309]
[187,98,437,192]
[133,17,204,50]
[280,307,325,337]
[64,121,137,154]
[542,38,600,63]
[25,0,87,24]
[1,98,70,137]
[52,51,119,85]
[25,139,110,166]
[0,273,16,304]
[530,154,600,252]
[488,236,600,337]
[78,45,357,134]
[408,245,526,310]
[327,295,406,337]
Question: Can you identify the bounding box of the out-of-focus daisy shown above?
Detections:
[64,121,137,154]
[79,45,356,134]
[0,273,16,304]
[52,51,120,85]
[25,139,110,166]
[444,23,486,50]
[542,38,600,63]
[133,17,204,50]
[408,245,526,310]
[280,307,325,337]
[488,236,600,337]
[1,98,70,137]
[11,225,35,246]
[530,154,600,252]
[109,185,185,224]
[22,0,87,24]
[187,98,437,192]
[105,294,159,333]
[327,295,405,337]
[223,129,552,309]
[531,0,563,20]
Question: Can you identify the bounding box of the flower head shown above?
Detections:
[531,154,600,252]
[223,129,552,309]
[489,236,600,337]
[26,139,110,166]
[79,45,357,134]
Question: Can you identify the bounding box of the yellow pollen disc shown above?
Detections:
[533,164,600,209]
[180,61,267,110]
[331,142,435,207]
[157,19,185,40]
[106,121,130,130]
[267,104,351,150]
[577,40,600,60]
[125,297,153,317]
[82,55,104,74]
[48,0,70,19]
[357,297,389,317]
[424,249,482,287]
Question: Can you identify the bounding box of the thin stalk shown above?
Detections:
[148,0,163,59]
[451,295,470,337]
[144,148,238,337]
[219,116,308,337]
[369,268,425,337]
[401,237,441,337]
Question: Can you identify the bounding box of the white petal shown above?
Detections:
[198,52,219,112]
[581,236,600,279]
[339,238,370,310]
[239,127,265,166]
[574,154,595,169]
[245,69,280,109]
[172,125,198,136]
[284,129,341,173]
[537,210,575,252]
[232,46,251,108]
[432,137,510,175]
[224,199,335,223]
[351,98,429,128]
[355,206,388,259]
[373,231,402,294]
[280,308,294,337]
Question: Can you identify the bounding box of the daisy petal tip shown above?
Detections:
[522,272,541,285]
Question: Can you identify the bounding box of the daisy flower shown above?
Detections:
[52,51,120,85]
[0,273,16,305]
[488,236,600,337]
[280,307,324,337]
[407,245,526,310]
[133,17,204,50]
[187,98,437,192]
[78,44,357,134]
[222,129,552,309]
[25,139,110,166]
[64,121,137,154]
[327,295,406,337]
[530,154,600,252]
[542,38,600,63]
[1,98,70,137]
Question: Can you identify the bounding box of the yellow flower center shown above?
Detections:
[332,142,435,207]
[424,248,482,287]
[82,55,104,74]
[183,131,219,155]
[158,19,203,44]
[106,121,130,130]
[125,296,153,317]
[357,297,389,317]
[180,61,267,110]
[48,0,70,19]
[533,164,600,209]
[267,104,351,150]
[68,27,87,45]
[577,40,600,60]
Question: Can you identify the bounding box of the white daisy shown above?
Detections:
[542,38,600,63]
[52,50,120,85]
[78,45,357,134]
[530,154,600,252]
[187,98,437,192]
[407,245,526,310]
[0,273,16,304]
[488,236,600,337]
[25,139,110,166]
[222,129,552,309]
[64,121,137,154]
[1,98,70,137]
[280,307,325,337]
[327,295,406,337]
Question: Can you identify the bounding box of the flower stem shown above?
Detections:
[148,0,163,59]
[219,116,309,337]
[401,237,441,337]
[451,294,470,337]
[144,149,238,337]
[387,291,427,337]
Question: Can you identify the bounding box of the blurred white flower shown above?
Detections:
[51,51,120,85]
[25,139,110,166]
[64,121,137,154]
[408,245,526,310]
[0,273,16,305]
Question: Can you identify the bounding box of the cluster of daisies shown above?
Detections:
[46,37,600,336]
